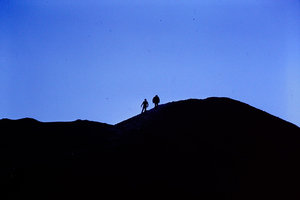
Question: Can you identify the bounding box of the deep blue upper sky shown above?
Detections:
[1,0,300,125]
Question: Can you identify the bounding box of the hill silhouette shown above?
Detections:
[1,97,300,199]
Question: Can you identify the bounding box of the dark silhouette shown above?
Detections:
[152,95,160,108]
[141,99,148,113]
[1,97,300,200]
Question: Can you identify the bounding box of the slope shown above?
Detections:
[1,97,300,199]
[116,97,300,199]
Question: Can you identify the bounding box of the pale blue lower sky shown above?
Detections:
[1,0,300,125]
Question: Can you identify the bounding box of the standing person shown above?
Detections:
[152,95,160,108]
[141,99,149,113]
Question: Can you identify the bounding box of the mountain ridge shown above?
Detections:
[2,97,297,129]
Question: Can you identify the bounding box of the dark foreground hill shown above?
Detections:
[1,97,300,199]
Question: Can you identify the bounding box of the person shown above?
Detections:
[152,95,160,108]
[141,99,149,113]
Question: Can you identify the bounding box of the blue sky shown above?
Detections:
[1,0,300,125]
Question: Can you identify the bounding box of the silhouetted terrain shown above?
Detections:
[1,97,300,199]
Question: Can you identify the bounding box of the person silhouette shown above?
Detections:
[152,95,160,108]
[141,99,149,113]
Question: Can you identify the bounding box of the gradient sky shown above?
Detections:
[1,0,300,125]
